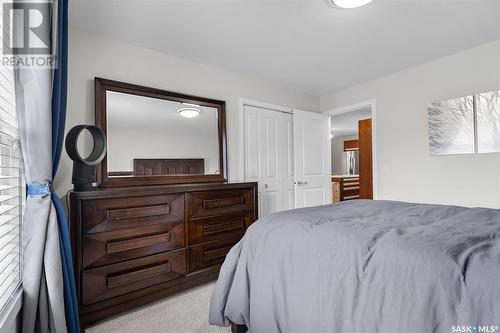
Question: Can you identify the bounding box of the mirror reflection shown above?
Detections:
[106,91,220,177]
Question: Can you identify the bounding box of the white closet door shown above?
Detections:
[282,113,295,210]
[244,106,293,217]
[293,110,331,208]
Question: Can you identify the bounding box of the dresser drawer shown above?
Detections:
[81,249,186,306]
[81,193,184,234]
[343,188,359,197]
[82,221,185,269]
[187,189,255,219]
[342,178,359,187]
[188,238,239,272]
[188,215,251,245]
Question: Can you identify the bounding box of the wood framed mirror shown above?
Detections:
[95,77,227,187]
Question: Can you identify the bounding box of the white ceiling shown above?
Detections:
[70,0,500,96]
[331,107,372,138]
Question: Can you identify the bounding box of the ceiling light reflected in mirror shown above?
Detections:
[178,108,201,118]
[329,0,374,9]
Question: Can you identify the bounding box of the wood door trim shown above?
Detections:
[358,118,373,199]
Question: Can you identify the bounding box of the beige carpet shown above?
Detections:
[86,282,230,333]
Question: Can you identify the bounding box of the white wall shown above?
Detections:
[57,29,500,209]
[321,40,500,208]
[55,28,319,196]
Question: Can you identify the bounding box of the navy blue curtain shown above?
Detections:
[51,0,80,332]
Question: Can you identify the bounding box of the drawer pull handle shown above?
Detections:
[203,246,233,261]
[106,232,171,254]
[107,204,170,221]
[203,197,243,209]
[107,261,171,288]
[203,220,244,236]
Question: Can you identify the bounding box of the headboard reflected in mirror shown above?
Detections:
[95,78,227,187]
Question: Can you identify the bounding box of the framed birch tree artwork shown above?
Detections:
[428,96,475,155]
[477,90,500,153]
[428,90,500,155]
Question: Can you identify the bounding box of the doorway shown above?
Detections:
[242,101,331,218]
[325,100,377,202]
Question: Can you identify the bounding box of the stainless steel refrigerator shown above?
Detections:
[343,150,359,175]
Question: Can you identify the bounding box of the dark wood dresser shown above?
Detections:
[332,176,360,201]
[69,182,258,329]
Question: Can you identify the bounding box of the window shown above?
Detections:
[0,0,23,315]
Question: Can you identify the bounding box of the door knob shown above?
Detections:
[264,183,269,189]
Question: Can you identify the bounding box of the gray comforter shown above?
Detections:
[209,200,500,333]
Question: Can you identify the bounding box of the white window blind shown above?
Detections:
[0,0,23,313]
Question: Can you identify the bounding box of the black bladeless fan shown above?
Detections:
[65,125,107,191]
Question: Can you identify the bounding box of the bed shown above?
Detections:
[209,200,500,332]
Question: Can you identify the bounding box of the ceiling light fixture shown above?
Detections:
[329,0,374,9]
[178,108,200,118]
